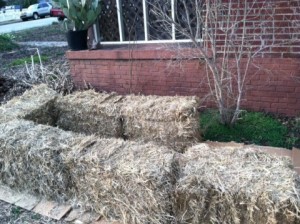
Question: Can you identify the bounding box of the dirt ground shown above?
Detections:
[1,22,66,71]
[11,22,67,42]
[0,22,68,104]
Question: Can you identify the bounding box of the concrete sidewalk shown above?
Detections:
[18,41,68,47]
[0,17,58,34]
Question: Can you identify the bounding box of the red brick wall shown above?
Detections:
[209,0,300,58]
[67,48,300,116]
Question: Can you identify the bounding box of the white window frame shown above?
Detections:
[96,0,201,45]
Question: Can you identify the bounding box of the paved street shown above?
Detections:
[0,17,58,34]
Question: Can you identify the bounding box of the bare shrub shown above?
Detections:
[149,0,299,125]
[0,48,73,103]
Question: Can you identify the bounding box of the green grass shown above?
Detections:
[285,118,300,148]
[10,55,49,67]
[30,213,41,220]
[11,206,22,217]
[200,110,290,148]
[0,34,18,52]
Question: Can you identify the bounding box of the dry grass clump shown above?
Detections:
[1,54,73,103]
[120,95,200,152]
[64,137,178,224]
[8,48,73,94]
[0,119,84,202]
[175,143,300,224]
[55,90,124,138]
[42,60,74,95]
[0,84,58,125]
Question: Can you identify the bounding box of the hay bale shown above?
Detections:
[0,119,84,202]
[0,84,58,125]
[55,90,200,151]
[64,137,178,224]
[55,90,124,138]
[120,95,200,152]
[175,143,300,224]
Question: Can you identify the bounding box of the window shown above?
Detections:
[96,0,203,45]
[38,3,48,8]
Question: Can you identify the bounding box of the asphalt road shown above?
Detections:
[0,17,58,34]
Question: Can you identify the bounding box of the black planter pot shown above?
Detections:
[66,30,88,51]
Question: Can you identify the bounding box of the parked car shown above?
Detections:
[50,7,65,21]
[20,2,52,21]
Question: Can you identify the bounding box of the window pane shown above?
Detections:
[121,0,145,41]
[147,0,172,40]
[99,0,120,42]
[175,0,203,40]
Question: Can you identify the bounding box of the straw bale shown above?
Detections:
[0,84,58,125]
[120,94,199,123]
[64,137,178,224]
[175,143,300,224]
[55,90,124,138]
[120,95,200,152]
[0,119,84,202]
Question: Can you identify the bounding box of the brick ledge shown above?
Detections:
[66,45,204,60]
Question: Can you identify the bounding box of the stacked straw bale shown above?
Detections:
[0,119,84,202]
[120,95,200,152]
[0,84,58,125]
[54,90,200,151]
[55,90,124,138]
[64,137,178,224]
[175,143,300,224]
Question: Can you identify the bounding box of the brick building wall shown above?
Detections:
[67,0,300,116]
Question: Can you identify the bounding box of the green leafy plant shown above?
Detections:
[55,0,101,31]
[285,117,300,148]
[0,34,18,52]
[200,110,290,148]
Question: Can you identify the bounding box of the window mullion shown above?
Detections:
[171,0,176,41]
[116,0,124,42]
[143,0,149,41]
[93,18,101,43]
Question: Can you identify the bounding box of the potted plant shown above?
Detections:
[56,0,101,50]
